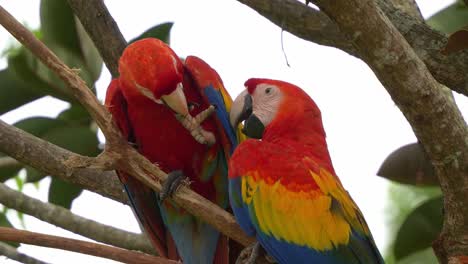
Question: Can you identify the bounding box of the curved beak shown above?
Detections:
[229,90,265,139]
[161,83,189,116]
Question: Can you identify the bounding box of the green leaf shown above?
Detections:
[74,17,103,82]
[25,166,47,183]
[427,2,468,34]
[40,0,81,56]
[57,104,91,125]
[130,22,174,44]
[14,117,68,137]
[40,0,102,86]
[0,213,19,248]
[0,69,43,115]
[377,143,437,186]
[41,125,100,156]
[48,178,83,209]
[394,196,443,261]
[0,154,22,183]
[8,48,73,101]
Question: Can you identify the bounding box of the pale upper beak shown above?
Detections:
[161,83,189,116]
[230,89,251,129]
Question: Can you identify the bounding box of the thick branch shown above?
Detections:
[0,120,127,203]
[387,0,423,21]
[0,241,49,264]
[0,182,153,254]
[0,227,176,264]
[0,5,255,248]
[66,0,126,77]
[311,0,468,262]
[237,0,468,96]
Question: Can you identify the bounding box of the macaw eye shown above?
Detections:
[188,101,199,111]
[265,87,273,94]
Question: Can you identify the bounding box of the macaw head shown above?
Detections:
[230,78,322,139]
[118,38,188,116]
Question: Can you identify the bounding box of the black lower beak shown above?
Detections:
[242,114,265,139]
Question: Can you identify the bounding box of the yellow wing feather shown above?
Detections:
[240,157,367,251]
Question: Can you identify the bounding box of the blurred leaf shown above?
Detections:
[17,211,25,229]
[130,22,174,44]
[0,213,19,248]
[40,0,101,86]
[427,2,468,34]
[442,27,468,55]
[74,17,103,82]
[394,196,443,261]
[378,143,437,186]
[25,166,47,183]
[40,0,81,56]
[48,178,82,209]
[41,125,100,156]
[0,155,22,183]
[14,175,24,192]
[8,48,73,101]
[14,117,68,137]
[57,104,91,125]
[0,69,43,115]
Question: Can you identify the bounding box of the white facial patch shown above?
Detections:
[134,81,163,104]
[251,83,282,127]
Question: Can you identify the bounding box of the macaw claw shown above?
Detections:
[176,105,216,146]
[235,242,262,264]
[159,170,190,201]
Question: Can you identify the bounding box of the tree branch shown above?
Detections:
[0,182,154,254]
[0,241,50,264]
[386,0,423,21]
[237,0,468,96]
[0,120,127,204]
[0,227,176,264]
[310,0,468,262]
[0,5,255,248]
[66,0,126,78]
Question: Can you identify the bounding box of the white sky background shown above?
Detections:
[0,1,466,263]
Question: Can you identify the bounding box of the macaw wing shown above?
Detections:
[184,56,242,158]
[230,140,383,264]
[105,80,170,258]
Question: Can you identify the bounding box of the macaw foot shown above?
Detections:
[175,105,216,146]
[159,170,190,201]
[235,242,261,264]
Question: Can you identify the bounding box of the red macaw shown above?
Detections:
[105,38,239,263]
[228,78,384,264]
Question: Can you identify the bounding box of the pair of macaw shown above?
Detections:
[105,38,384,264]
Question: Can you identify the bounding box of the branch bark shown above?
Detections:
[0,5,255,248]
[0,227,176,264]
[237,0,468,97]
[66,0,126,78]
[310,0,468,262]
[0,119,127,204]
[0,241,50,264]
[0,182,153,254]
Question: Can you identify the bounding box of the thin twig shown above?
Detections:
[0,182,153,254]
[0,157,19,168]
[0,227,176,264]
[0,4,254,247]
[0,241,50,264]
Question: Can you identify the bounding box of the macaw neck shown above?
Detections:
[262,110,336,174]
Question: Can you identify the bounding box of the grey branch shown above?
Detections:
[310,0,468,262]
[0,182,154,254]
[67,0,126,78]
[0,241,50,264]
[0,119,127,204]
[237,0,468,96]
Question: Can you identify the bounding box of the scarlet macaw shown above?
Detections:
[105,38,239,264]
[228,78,384,264]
